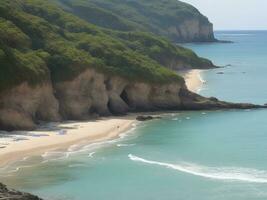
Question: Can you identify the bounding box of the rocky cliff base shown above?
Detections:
[0,183,42,200]
[0,69,265,131]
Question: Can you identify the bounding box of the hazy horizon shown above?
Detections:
[181,0,267,31]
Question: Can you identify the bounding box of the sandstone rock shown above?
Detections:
[0,82,60,130]
[124,83,152,111]
[105,76,129,115]
[209,97,219,102]
[136,115,154,121]
[150,83,181,110]
[55,69,109,119]
[169,19,215,42]
[0,68,265,131]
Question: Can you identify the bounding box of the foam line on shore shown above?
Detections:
[129,154,267,183]
[183,69,205,93]
[0,121,139,176]
[0,117,137,167]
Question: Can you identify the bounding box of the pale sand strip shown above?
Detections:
[0,70,203,168]
[183,69,204,93]
[0,116,136,167]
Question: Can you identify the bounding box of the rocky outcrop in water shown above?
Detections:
[179,88,265,110]
[0,69,265,131]
[0,183,42,200]
[136,115,162,121]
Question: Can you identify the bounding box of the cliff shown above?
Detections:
[0,67,183,130]
[0,0,264,131]
[0,0,215,128]
[1,68,265,130]
[57,0,217,42]
[0,183,42,200]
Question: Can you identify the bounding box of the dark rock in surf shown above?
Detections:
[0,183,43,200]
[136,115,161,121]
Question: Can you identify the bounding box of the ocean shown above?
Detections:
[1,31,267,200]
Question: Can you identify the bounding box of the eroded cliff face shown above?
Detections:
[0,69,185,130]
[54,69,183,119]
[0,82,60,130]
[168,19,215,42]
[54,69,109,119]
[0,69,264,131]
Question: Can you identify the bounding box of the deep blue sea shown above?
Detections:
[1,31,267,200]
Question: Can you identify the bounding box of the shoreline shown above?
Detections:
[0,69,204,169]
[0,116,136,168]
[182,69,205,93]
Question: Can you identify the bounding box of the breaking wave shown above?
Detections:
[128,154,267,183]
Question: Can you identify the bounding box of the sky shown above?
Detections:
[181,0,267,30]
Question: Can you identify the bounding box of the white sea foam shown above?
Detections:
[7,163,41,174]
[68,144,80,151]
[88,152,95,158]
[218,34,252,36]
[68,163,87,168]
[195,72,206,94]
[22,156,30,161]
[0,122,140,177]
[41,140,112,163]
[196,88,202,93]
[128,154,267,183]
[198,72,206,84]
[40,122,139,163]
[41,151,69,163]
[1,156,35,173]
[117,143,136,147]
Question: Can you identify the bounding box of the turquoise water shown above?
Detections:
[185,31,267,105]
[1,31,267,200]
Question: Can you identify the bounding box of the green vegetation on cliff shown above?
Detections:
[57,0,216,42]
[0,0,214,93]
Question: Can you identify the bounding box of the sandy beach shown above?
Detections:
[183,69,204,93]
[0,116,136,167]
[0,70,202,168]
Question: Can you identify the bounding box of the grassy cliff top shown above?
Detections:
[0,0,213,93]
[57,0,214,42]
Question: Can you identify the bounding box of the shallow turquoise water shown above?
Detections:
[185,31,267,104]
[1,31,267,200]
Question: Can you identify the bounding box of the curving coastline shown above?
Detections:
[0,70,265,169]
[0,69,198,167]
[183,69,205,93]
[0,116,135,167]
[0,1,266,199]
